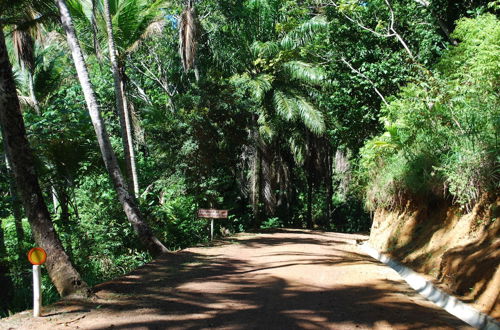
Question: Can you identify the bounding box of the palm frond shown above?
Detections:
[257,113,274,141]
[251,41,279,58]
[288,132,306,165]
[246,0,272,13]
[280,15,328,50]
[1,0,56,25]
[249,74,273,101]
[113,0,163,50]
[12,29,35,73]
[127,19,165,52]
[179,0,198,72]
[231,73,273,102]
[281,60,327,86]
[294,94,325,134]
[273,89,297,121]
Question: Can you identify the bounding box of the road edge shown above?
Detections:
[359,243,500,330]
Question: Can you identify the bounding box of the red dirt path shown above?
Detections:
[0,230,472,329]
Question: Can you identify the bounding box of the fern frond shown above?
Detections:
[281,61,327,86]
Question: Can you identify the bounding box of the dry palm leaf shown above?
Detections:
[12,29,35,73]
[179,0,197,72]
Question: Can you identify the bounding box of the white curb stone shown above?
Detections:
[360,243,500,330]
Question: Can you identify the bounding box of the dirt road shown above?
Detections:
[1,230,471,329]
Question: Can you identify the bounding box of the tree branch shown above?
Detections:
[341,57,388,106]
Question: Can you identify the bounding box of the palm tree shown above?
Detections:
[69,0,166,198]
[0,5,90,296]
[231,12,330,225]
[102,0,138,197]
[12,27,40,114]
[54,0,168,255]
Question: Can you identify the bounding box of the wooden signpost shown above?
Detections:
[197,209,228,241]
[28,247,47,317]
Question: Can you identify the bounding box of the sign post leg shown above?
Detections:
[210,218,214,241]
[33,265,41,317]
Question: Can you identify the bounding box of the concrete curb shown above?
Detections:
[360,243,500,330]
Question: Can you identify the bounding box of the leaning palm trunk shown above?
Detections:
[54,0,168,255]
[0,27,89,297]
[103,0,139,197]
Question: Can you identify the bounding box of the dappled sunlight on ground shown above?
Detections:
[0,230,471,329]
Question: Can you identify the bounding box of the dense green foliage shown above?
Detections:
[360,13,500,210]
[1,0,498,317]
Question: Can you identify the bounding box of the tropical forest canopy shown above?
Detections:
[0,0,498,316]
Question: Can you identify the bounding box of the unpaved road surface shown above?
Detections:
[1,230,471,329]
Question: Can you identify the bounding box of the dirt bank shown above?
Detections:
[369,194,500,319]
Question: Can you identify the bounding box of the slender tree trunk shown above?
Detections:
[120,78,139,197]
[306,134,313,229]
[0,27,89,297]
[54,0,168,255]
[57,185,73,258]
[251,144,262,228]
[103,0,139,197]
[28,72,40,114]
[0,218,6,256]
[261,143,276,217]
[3,149,25,258]
[306,174,313,229]
[52,185,59,212]
[326,146,333,225]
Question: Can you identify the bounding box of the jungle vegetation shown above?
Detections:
[0,0,498,316]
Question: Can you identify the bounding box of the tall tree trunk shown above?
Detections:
[261,143,276,217]
[103,0,139,197]
[58,185,73,259]
[120,77,139,197]
[251,144,262,228]
[52,185,59,212]
[326,146,333,225]
[28,72,40,114]
[54,0,168,255]
[0,27,89,297]
[3,147,25,259]
[306,173,313,229]
[0,218,6,256]
[306,134,313,229]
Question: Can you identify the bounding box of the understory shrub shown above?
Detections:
[359,14,500,210]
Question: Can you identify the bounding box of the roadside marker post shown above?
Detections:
[27,247,47,317]
[197,209,228,241]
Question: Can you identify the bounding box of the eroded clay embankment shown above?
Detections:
[369,194,500,320]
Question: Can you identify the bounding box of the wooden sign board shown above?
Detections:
[198,209,228,219]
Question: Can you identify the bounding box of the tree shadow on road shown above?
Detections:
[46,232,470,329]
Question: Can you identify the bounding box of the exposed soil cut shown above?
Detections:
[0,230,472,329]
[369,195,500,319]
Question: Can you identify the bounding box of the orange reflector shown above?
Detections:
[28,248,47,265]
